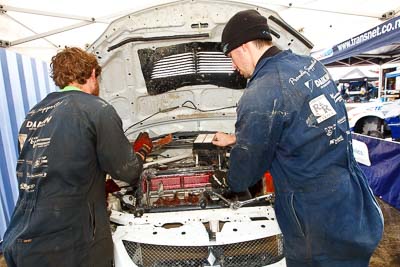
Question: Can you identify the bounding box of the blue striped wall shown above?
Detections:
[0,48,58,244]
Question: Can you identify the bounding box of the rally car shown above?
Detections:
[89,0,313,266]
[347,99,400,141]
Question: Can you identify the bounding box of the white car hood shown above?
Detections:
[90,0,313,139]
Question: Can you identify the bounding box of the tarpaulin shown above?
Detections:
[352,133,400,210]
[312,15,400,65]
[0,48,57,249]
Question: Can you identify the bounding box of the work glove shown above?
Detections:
[133,132,153,161]
[105,178,121,196]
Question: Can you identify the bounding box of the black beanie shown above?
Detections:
[221,10,272,55]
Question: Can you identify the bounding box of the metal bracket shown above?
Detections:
[0,40,11,48]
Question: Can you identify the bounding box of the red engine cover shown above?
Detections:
[143,172,212,192]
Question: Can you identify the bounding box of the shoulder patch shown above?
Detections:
[309,94,336,123]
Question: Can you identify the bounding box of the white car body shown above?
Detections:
[90,0,313,266]
[346,100,400,139]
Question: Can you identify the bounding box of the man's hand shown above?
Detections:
[133,132,153,161]
[212,132,236,147]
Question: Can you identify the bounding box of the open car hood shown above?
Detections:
[90,0,313,139]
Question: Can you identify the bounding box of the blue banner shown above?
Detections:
[312,15,400,65]
[352,134,400,210]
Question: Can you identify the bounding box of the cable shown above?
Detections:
[124,101,237,134]
[181,100,237,112]
[124,106,180,133]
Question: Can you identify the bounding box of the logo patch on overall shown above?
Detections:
[309,94,336,123]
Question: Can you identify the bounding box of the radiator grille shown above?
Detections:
[122,235,284,267]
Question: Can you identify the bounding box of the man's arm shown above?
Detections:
[227,81,285,192]
[95,104,143,186]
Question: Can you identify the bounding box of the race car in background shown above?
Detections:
[347,99,400,141]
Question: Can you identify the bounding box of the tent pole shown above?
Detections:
[10,21,95,46]
[1,4,108,23]
[4,14,58,48]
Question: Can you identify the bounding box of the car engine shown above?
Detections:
[108,132,272,217]
[107,132,283,267]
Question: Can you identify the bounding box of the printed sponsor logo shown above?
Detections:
[304,80,314,92]
[289,59,317,85]
[330,92,343,103]
[28,101,63,115]
[26,116,53,130]
[337,17,400,52]
[324,124,336,137]
[33,156,48,168]
[309,95,337,123]
[338,116,346,124]
[20,183,36,192]
[222,43,229,54]
[314,73,330,88]
[28,137,51,148]
[29,172,47,179]
[329,135,344,145]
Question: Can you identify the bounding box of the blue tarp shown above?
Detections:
[312,15,400,65]
[353,134,400,210]
[0,48,57,249]
[386,70,400,78]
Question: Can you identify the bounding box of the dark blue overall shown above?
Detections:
[2,88,143,267]
[228,49,384,266]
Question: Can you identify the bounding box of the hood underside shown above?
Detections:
[89,0,313,139]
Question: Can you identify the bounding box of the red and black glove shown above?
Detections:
[133,132,153,161]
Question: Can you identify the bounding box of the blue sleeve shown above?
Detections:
[228,78,285,192]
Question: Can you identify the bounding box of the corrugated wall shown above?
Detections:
[0,48,58,244]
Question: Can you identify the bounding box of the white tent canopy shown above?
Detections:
[1,0,400,61]
[338,68,379,82]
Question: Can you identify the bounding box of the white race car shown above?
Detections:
[346,99,400,141]
[90,0,314,266]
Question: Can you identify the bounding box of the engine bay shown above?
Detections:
[108,132,273,216]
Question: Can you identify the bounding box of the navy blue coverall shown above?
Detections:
[227,48,384,266]
[2,87,143,267]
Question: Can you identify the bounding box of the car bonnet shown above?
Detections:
[89,0,313,139]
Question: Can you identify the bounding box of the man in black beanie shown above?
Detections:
[213,9,383,267]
